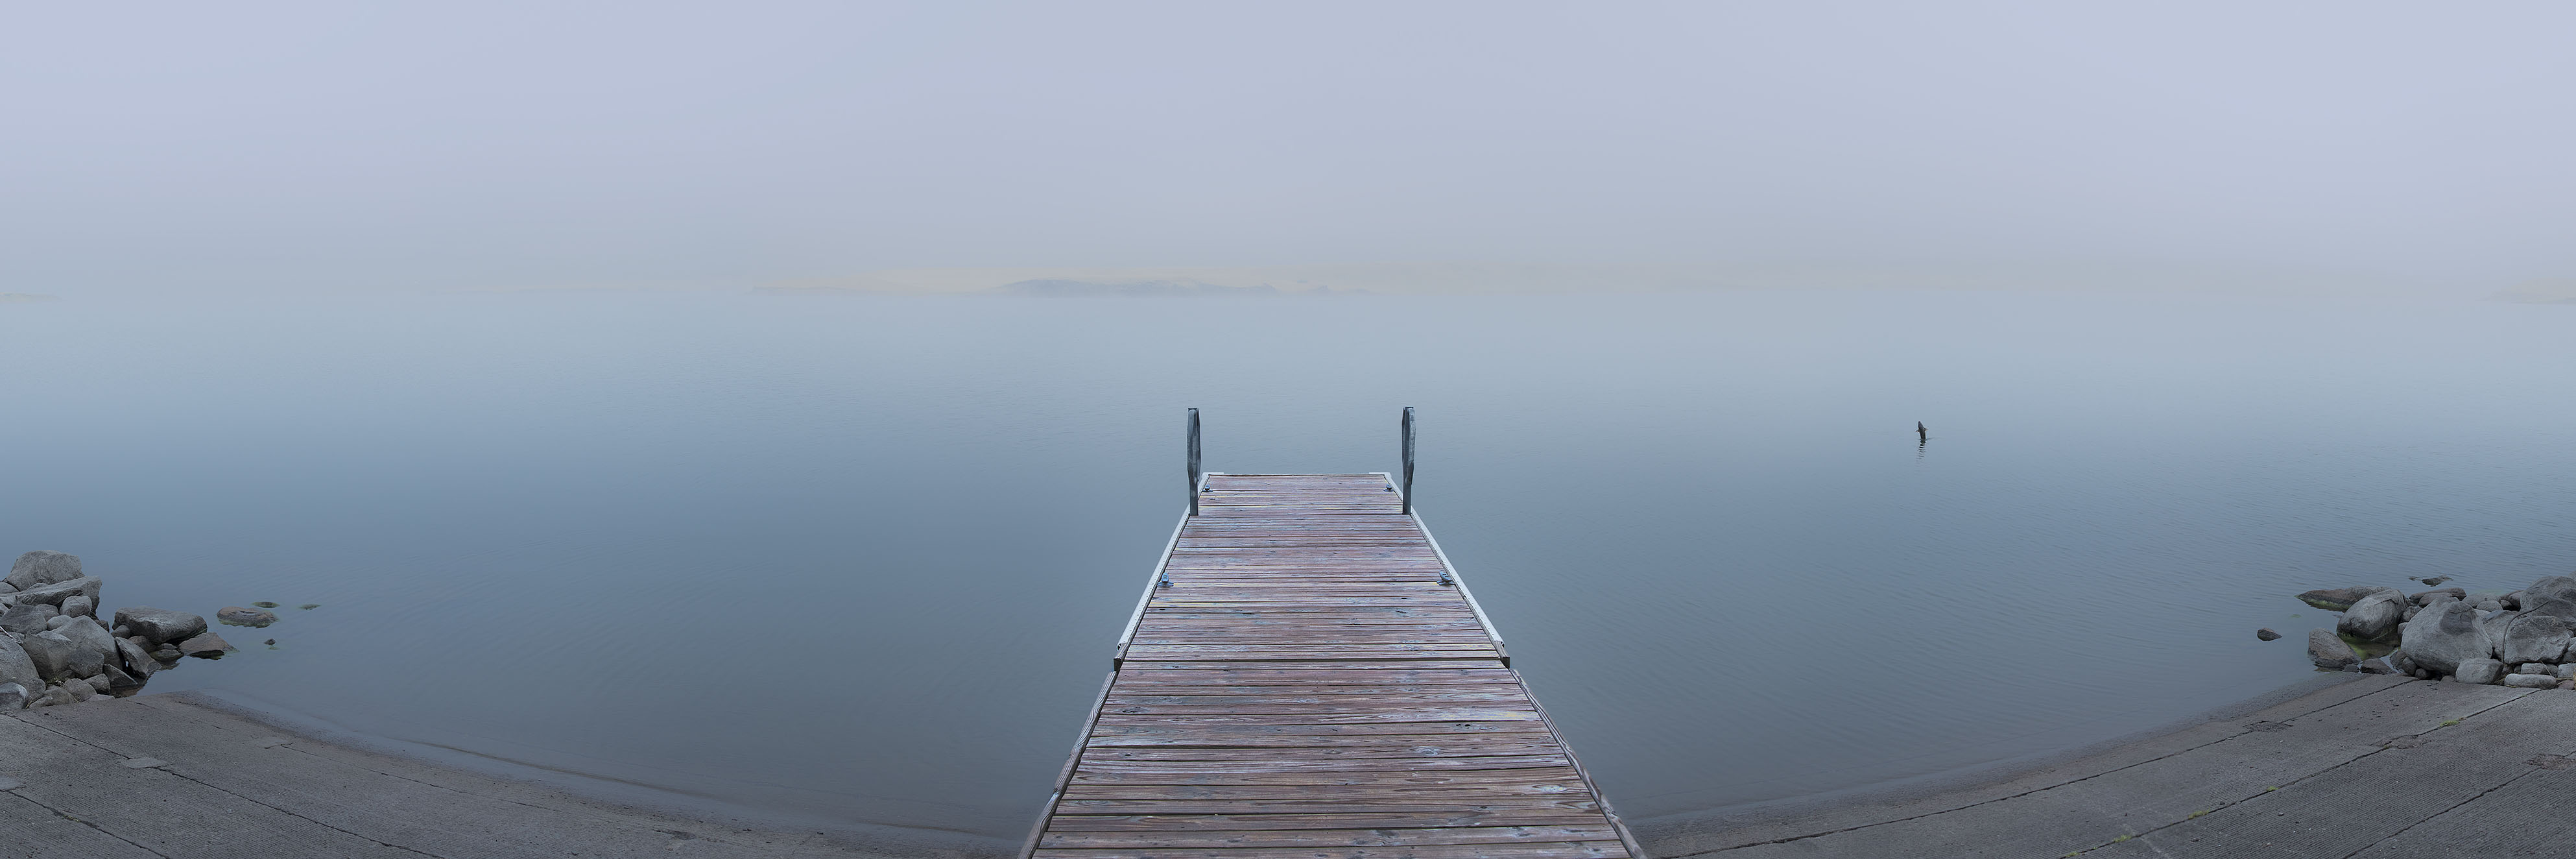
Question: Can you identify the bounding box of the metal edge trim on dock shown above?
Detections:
[1519,666,1647,857]
[1016,668,1117,859]
[1112,496,1202,664]
[1381,472,1510,663]
[1023,500,1197,859]
[1389,473,1640,854]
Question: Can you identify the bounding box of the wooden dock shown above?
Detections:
[1023,471,1639,858]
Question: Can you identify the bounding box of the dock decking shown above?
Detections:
[1025,473,1638,858]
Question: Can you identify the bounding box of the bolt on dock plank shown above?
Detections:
[1024,472,1639,858]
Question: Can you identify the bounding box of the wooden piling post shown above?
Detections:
[1186,408,1202,516]
[1400,406,1416,515]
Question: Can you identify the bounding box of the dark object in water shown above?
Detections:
[252,601,280,609]
[298,603,320,610]
[2411,576,2451,587]
[2257,628,2282,641]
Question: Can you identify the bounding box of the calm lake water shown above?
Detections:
[4,289,2571,849]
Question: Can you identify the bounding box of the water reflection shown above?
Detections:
[0,290,2568,845]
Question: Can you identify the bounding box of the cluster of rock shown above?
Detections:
[0,551,232,709]
[2292,575,2576,691]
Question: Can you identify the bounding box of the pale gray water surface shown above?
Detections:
[3,291,2571,845]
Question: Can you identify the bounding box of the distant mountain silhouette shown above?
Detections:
[992,279,1293,296]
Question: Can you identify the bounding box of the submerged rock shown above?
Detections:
[215,606,277,628]
[2299,586,2400,612]
[2457,658,2507,684]
[113,607,207,645]
[2,551,82,592]
[2256,628,2282,641]
[2308,628,2360,670]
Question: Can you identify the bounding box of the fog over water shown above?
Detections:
[5,2,2573,296]
[4,291,2572,847]
[6,3,2576,853]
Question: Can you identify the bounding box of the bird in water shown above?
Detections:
[2410,575,2451,587]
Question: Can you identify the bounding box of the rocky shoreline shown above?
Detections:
[0,550,235,709]
[2288,572,2576,690]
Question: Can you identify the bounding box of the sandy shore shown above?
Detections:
[0,690,1008,858]
[1634,672,2576,856]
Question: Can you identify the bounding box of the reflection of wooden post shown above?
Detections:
[1400,407,1416,515]
[1186,409,1202,517]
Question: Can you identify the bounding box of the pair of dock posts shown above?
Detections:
[1021,408,1641,858]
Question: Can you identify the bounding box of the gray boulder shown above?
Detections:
[2559,664,2576,681]
[43,614,71,631]
[2457,658,2507,684]
[2340,592,2408,641]
[2308,628,2360,670]
[2356,657,2398,675]
[2522,576,2576,620]
[24,629,110,682]
[2398,601,2492,673]
[2500,613,2573,664]
[215,606,277,627]
[113,607,207,645]
[2503,673,2558,688]
[2391,650,2421,675]
[2299,586,2401,612]
[0,682,25,710]
[113,638,158,679]
[0,635,43,692]
[2411,587,2468,606]
[2524,596,2576,621]
[60,595,92,618]
[176,631,235,659]
[0,601,55,635]
[5,576,101,607]
[2477,611,2524,660]
[32,682,91,707]
[2520,662,2555,675]
[97,663,142,696]
[2,551,81,592]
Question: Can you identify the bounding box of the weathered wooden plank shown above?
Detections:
[1034,845,1628,859]
[1030,474,1630,858]
[1039,825,1617,849]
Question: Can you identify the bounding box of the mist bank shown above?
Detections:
[752,261,2491,299]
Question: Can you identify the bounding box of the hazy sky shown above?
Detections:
[6,2,2571,294]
